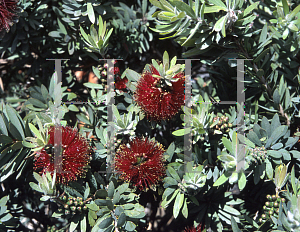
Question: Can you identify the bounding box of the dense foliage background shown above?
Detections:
[0,0,300,231]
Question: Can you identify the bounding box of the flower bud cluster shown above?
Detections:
[57,195,88,217]
[259,194,285,224]
[210,115,232,133]
[47,225,57,232]
[97,60,120,91]
[249,146,267,164]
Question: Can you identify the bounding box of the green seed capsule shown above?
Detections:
[274,202,279,208]
[267,194,272,201]
[77,206,81,211]
[74,201,78,206]
[79,201,84,206]
[268,210,274,215]
[275,208,279,214]
[265,202,273,207]
[271,195,277,201]
[262,214,267,219]
[68,200,73,205]
[281,198,286,203]
[259,218,263,223]
[71,206,76,212]
[83,205,88,210]
[64,204,69,209]
[65,210,70,215]
[63,196,67,201]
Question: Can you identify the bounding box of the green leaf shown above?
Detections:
[231,216,242,232]
[80,26,89,42]
[0,114,8,136]
[208,0,227,9]
[291,150,300,159]
[172,128,191,136]
[247,131,262,147]
[167,166,181,182]
[204,5,227,13]
[83,82,104,89]
[261,116,271,137]
[182,198,188,218]
[161,189,179,208]
[275,163,288,190]
[253,47,270,63]
[107,181,115,199]
[164,177,178,187]
[291,166,297,194]
[116,183,129,195]
[238,172,246,190]
[287,4,300,21]
[125,221,136,231]
[282,0,289,16]
[70,219,79,232]
[173,193,184,218]
[29,182,41,192]
[6,105,24,139]
[84,183,90,200]
[117,213,126,227]
[86,203,99,211]
[87,3,95,24]
[243,1,259,17]
[268,150,282,158]
[68,104,79,112]
[282,28,289,40]
[222,137,233,154]
[0,134,13,144]
[171,0,195,18]
[125,69,141,82]
[214,15,227,34]
[150,0,164,9]
[273,89,280,106]
[265,159,273,179]
[166,142,175,162]
[81,216,87,232]
[163,51,169,71]
[98,216,113,229]
[181,21,201,46]
[29,123,43,142]
[213,172,230,186]
[95,189,108,199]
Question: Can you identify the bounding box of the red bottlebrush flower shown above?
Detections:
[33,126,91,184]
[134,65,185,121]
[115,76,128,90]
[0,0,19,32]
[184,224,202,232]
[114,137,166,190]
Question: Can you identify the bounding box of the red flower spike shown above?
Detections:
[115,76,128,90]
[184,224,202,232]
[0,0,19,32]
[134,65,185,121]
[114,137,166,190]
[33,126,91,184]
